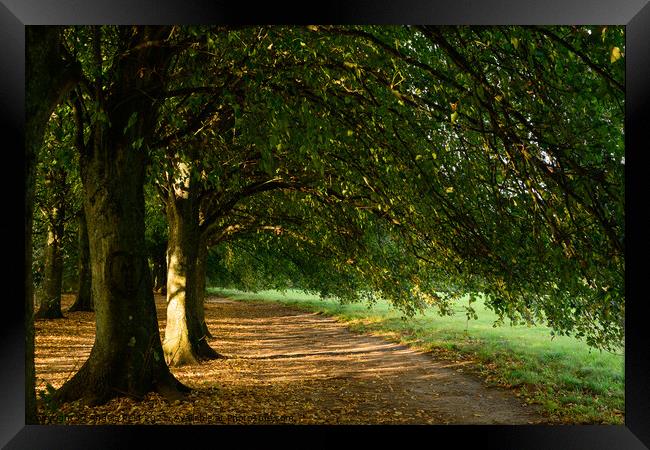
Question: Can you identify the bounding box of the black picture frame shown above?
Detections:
[2,1,648,448]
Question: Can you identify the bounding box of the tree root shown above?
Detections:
[51,352,191,407]
[155,373,191,402]
[196,339,227,360]
[165,339,227,367]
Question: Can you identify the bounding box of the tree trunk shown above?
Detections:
[53,25,187,406]
[26,25,81,421]
[36,166,67,320]
[35,216,65,319]
[69,210,93,312]
[163,171,221,366]
[54,136,188,406]
[196,236,212,339]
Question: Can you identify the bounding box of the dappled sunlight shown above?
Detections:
[36,293,545,424]
[34,295,95,391]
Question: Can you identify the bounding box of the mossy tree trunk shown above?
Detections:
[163,166,221,366]
[25,25,81,422]
[53,26,188,406]
[69,209,93,312]
[55,136,187,405]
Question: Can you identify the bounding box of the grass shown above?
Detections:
[207,287,624,424]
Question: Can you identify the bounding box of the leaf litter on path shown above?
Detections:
[36,294,546,425]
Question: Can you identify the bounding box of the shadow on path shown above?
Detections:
[35,294,546,424]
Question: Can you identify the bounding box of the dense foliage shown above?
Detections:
[37,25,624,355]
[167,25,624,350]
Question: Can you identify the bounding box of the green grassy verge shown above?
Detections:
[207,287,624,424]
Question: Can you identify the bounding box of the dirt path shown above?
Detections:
[35,294,546,424]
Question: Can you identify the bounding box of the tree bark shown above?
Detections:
[163,170,221,366]
[69,209,93,312]
[54,135,188,405]
[195,236,212,339]
[53,25,188,406]
[26,25,81,422]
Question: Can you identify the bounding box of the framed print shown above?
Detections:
[2,0,648,448]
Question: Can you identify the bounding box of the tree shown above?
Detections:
[25,26,81,421]
[322,25,625,348]
[34,165,68,319]
[219,24,624,349]
[156,25,624,358]
[149,30,246,365]
[68,209,93,312]
[51,26,189,405]
[161,158,221,365]
[32,25,624,410]
[33,105,81,319]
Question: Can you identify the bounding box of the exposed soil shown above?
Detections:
[35,294,546,424]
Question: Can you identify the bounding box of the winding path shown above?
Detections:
[35,294,546,424]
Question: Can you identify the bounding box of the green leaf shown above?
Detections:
[132,137,144,150]
[123,112,138,135]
